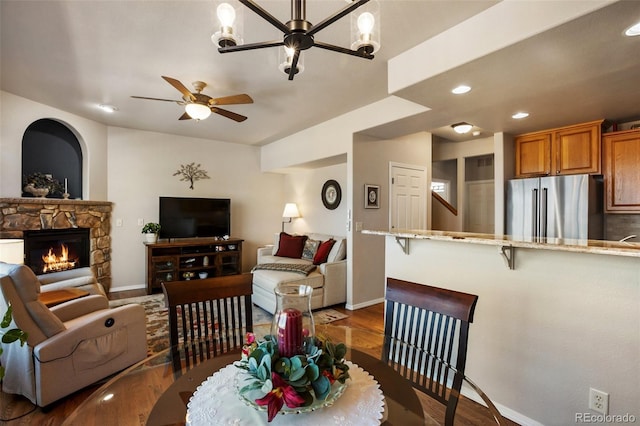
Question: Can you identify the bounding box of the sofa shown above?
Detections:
[251,232,346,314]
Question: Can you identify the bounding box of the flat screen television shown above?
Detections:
[159,197,230,239]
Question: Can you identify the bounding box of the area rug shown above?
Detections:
[109,294,348,356]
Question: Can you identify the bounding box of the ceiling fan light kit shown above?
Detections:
[215,0,380,80]
[131,76,253,122]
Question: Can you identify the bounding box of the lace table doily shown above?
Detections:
[186,361,385,425]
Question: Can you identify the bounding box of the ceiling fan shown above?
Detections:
[131,76,253,122]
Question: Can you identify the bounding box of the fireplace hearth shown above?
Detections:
[24,228,90,275]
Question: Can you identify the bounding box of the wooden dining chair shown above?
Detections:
[162,273,253,369]
[383,277,497,426]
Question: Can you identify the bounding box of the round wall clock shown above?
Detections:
[321,180,341,210]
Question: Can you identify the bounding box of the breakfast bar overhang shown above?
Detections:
[363,229,639,426]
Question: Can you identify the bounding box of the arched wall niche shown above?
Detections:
[22,118,84,199]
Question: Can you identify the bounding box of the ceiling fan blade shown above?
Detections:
[210,94,254,106]
[131,96,182,103]
[307,0,370,37]
[314,41,374,59]
[162,76,196,102]
[179,112,192,121]
[211,107,247,122]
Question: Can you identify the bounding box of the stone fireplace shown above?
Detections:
[0,198,112,292]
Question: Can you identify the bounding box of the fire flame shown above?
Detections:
[42,243,77,273]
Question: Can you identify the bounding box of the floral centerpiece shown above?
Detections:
[235,332,350,422]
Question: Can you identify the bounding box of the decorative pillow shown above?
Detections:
[327,238,346,262]
[302,239,320,261]
[313,239,336,265]
[275,232,308,258]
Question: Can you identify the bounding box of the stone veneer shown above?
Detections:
[0,198,112,292]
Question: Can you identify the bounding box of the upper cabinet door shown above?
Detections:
[515,120,604,178]
[603,129,640,213]
[553,121,601,175]
[515,132,551,177]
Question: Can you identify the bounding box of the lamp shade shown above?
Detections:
[185,103,212,120]
[0,239,24,264]
[282,203,300,219]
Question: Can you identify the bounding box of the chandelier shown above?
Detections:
[212,0,380,80]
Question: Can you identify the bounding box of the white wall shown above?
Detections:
[351,132,431,308]
[385,237,639,426]
[1,91,108,200]
[281,163,348,239]
[107,126,284,291]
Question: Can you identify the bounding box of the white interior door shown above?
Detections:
[390,163,426,230]
[465,180,495,233]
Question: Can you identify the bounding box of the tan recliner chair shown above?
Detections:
[37,266,107,296]
[0,262,147,407]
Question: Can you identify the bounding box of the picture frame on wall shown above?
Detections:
[365,184,380,209]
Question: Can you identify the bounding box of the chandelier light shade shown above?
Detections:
[215,0,379,80]
[185,103,212,120]
[351,0,380,55]
[0,239,24,264]
[279,46,305,76]
[452,122,473,134]
[282,203,301,231]
[213,1,244,47]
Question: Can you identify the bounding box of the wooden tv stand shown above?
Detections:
[145,238,243,294]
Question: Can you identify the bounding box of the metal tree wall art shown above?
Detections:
[173,162,210,189]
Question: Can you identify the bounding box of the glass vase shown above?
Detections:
[271,284,315,358]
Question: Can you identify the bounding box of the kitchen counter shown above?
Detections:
[361,229,640,258]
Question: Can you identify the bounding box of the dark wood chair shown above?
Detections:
[383,278,501,425]
[162,273,253,369]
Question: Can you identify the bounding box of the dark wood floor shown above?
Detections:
[0,290,518,425]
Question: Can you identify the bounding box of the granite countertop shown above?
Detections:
[361,229,640,258]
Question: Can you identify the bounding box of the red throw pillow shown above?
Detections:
[275,232,308,258]
[313,239,336,265]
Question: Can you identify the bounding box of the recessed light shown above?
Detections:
[98,104,118,113]
[512,112,529,119]
[472,131,481,136]
[451,85,471,95]
[452,122,473,134]
[625,22,640,37]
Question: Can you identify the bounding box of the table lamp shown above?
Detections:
[281,203,300,232]
[0,239,24,264]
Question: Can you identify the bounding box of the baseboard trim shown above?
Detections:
[108,284,146,294]
[346,297,385,311]
[461,386,543,426]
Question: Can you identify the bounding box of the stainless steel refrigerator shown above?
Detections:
[506,174,603,241]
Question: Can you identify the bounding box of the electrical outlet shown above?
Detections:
[589,388,609,415]
[137,218,144,226]
[115,218,123,227]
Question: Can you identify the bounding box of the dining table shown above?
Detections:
[62,322,505,425]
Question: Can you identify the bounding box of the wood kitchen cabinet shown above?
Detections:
[515,120,603,177]
[603,128,640,213]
